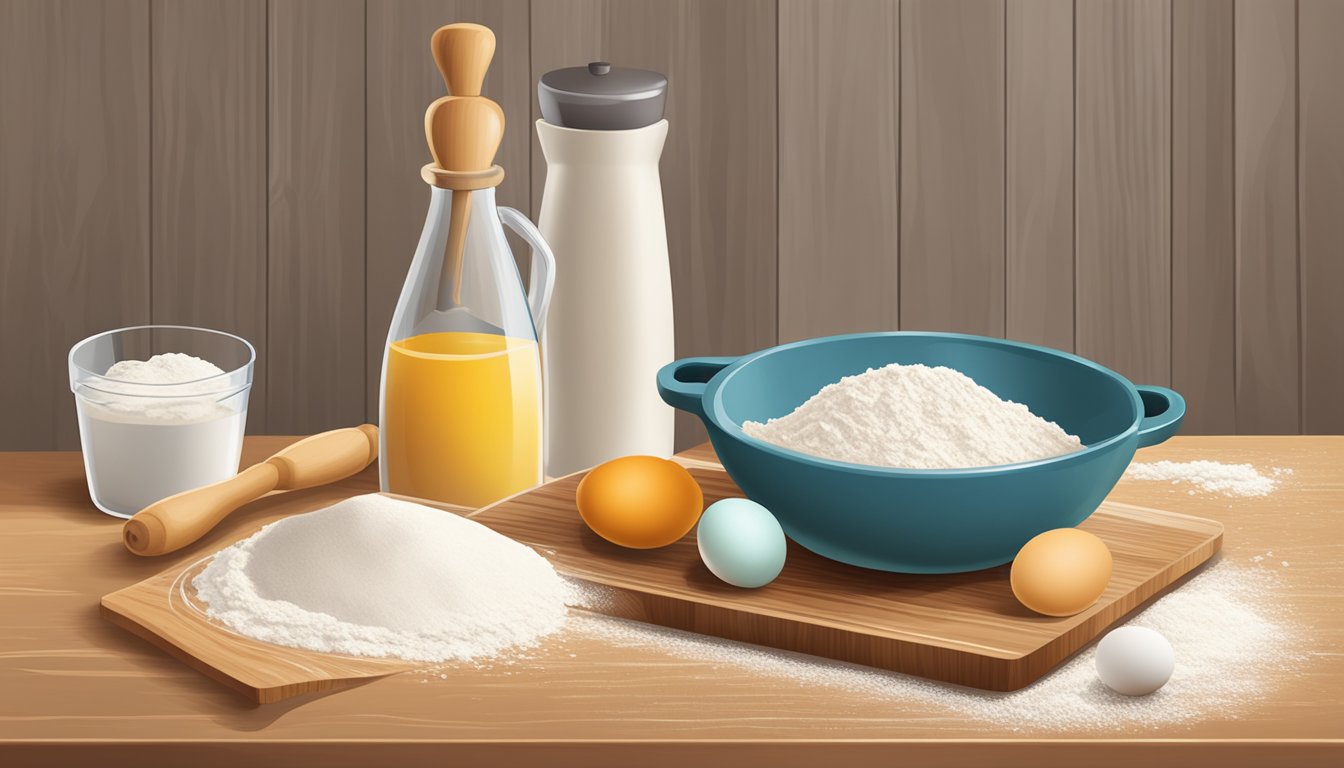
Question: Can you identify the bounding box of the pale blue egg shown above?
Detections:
[696,498,787,588]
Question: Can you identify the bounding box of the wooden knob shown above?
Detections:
[425,95,505,172]
[431,22,495,97]
[122,424,380,557]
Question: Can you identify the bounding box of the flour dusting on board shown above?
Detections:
[742,363,1082,469]
[570,561,1303,731]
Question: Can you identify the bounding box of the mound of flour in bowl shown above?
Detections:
[192,494,574,662]
[741,363,1082,469]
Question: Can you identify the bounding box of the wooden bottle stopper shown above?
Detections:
[432,22,495,97]
[424,22,504,308]
[425,95,505,173]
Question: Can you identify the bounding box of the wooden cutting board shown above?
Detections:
[102,446,1223,703]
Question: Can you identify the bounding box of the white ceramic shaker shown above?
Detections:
[536,61,674,476]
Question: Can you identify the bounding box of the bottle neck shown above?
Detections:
[420,163,505,190]
[428,184,497,213]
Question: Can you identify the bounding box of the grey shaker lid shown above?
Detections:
[538,61,667,130]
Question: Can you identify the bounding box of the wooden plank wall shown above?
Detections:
[1235,0,1300,434]
[1005,0,1074,352]
[1299,0,1344,434]
[899,0,1005,337]
[1,0,151,449]
[2,0,1342,451]
[1172,0,1236,433]
[1076,0,1172,388]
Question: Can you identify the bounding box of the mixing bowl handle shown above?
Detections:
[657,357,738,419]
[1134,385,1186,448]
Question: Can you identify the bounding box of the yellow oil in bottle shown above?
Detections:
[382,331,541,508]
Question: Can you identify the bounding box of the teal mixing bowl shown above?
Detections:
[657,332,1184,574]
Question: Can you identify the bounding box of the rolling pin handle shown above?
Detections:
[121,424,379,557]
[123,514,165,556]
[266,424,382,490]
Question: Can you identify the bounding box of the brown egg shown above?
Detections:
[1010,528,1113,617]
[576,455,705,549]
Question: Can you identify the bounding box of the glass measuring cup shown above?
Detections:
[68,326,255,518]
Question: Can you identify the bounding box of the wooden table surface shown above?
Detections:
[1,436,1340,767]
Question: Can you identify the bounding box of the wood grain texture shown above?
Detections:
[266,0,366,434]
[103,558,411,704]
[100,449,1220,700]
[365,0,531,422]
[777,0,899,343]
[151,0,267,432]
[529,0,778,450]
[899,0,1005,336]
[104,482,441,704]
[0,0,150,450]
[1234,0,1300,433]
[478,466,1221,692]
[5,2,1344,444]
[1005,0,1074,351]
[1,436,1341,766]
[1172,0,1236,433]
[1075,0,1171,386]
[1298,0,1344,434]
[3,743,1342,768]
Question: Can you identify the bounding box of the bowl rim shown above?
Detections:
[68,324,257,397]
[702,331,1144,478]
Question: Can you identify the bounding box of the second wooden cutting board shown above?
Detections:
[473,450,1223,692]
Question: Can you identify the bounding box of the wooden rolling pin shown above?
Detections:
[122,424,380,557]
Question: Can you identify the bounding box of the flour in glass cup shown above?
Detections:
[76,352,246,516]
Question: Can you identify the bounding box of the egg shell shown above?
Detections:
[1095,626,1175,696]
[696,498,787,588]
[575,456,704,549]
[1010,527,1113,617]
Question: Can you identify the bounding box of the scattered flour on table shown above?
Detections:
[741,363,1082,470]
[1124,460,1291,497]
[192,494,576,662]
[570,561,1302,731]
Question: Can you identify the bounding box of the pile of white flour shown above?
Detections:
[193,494,575,662]
[742,363,1082,469]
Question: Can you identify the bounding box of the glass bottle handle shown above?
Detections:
[497,206,556,333]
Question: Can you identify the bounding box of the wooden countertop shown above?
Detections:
[1,436,1340,767]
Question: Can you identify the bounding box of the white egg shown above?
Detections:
[1095,626,1175,696]
[696,498,787,588]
